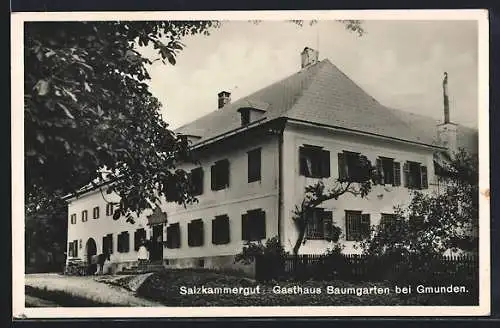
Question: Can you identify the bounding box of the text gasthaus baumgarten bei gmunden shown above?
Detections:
[178,284,469,296]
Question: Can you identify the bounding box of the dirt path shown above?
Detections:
[25,273,162,307]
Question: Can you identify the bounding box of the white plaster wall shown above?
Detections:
[281,122,437,255]
[66,190,149,264]
[66,132,280,264]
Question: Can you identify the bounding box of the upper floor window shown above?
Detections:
[188,219,204,247]
[299,145,330,178]
[190,167,204,196]
[211,159,230,191]
[106,203,114,216]
[403,161,428,189]
[338,151,370,183]
[305,208,335,241]
[117,231,130,253]
[70,214,76,224]
[81,210,88,222]
[166,223,181,249]
[247,148,262,182]
[212,215,230,245]
[345,210,370,241]
[376,157,401,186]
[242,209,266,241]
[93,206,100,219]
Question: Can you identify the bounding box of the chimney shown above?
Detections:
[301,47,319,69]
[437,72,458,156]
[218,91,231,109]
[443,72,450,123]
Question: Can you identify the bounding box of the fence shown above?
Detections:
[255,253,478,283]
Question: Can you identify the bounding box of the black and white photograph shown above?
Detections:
[12,10,490,317]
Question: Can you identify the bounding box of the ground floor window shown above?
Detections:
[117,231,130,253]
[212,215,230,245]
[345,211,370,241]
[166,223,181,249]
[305,208,335,240]
[242,209,266,241]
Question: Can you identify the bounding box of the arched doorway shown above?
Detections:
[85,238,97,274]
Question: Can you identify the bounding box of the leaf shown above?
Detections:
[63,88,77,102]
[34,80,50,96]
[36,133,45,144]
[58,103,75,119]
[84,82,92,92]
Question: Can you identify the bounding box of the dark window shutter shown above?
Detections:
[394,162,401,186]
[376,158,383,184]
[257,210,266,240]
[187,222,193,246]
[210,165,217,190]
[68,242,73,257]
[403,162,410,187]
[361,214,371,239]
[124,232,129,252]
[241,213,249,241]
[299,147,307,176]
[321,150,331,178]
[222,159,230,187]
[421,165,428,189]
[323,211,334,241]
[174,224,180,248]
[338,153,347,180]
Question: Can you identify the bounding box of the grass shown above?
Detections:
[136,269,479,306]
[25,286,118,307]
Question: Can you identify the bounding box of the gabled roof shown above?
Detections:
[176,59,477,152]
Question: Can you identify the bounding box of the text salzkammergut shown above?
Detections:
[178,285,392,296]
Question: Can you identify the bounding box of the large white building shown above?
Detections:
[65,47,478,274]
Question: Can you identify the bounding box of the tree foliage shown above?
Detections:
[292,154,376,255]
[363,149,479,257]
[25,21,219,218]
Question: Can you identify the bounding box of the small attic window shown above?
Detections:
[240,109,250,126]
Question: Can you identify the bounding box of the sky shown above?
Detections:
[140,20,479,129]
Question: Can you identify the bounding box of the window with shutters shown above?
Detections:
[102,234,113,254]
[106,203,114,216]
[211,159,230,190]
[376,157,401,186]
[212,215,230,245]
[338,151,369,183]
[166,223,181,249]
[134,228,146,251]
[299,145,330,178]
[241,209,266,241]
[403,161,428,190]
[93,206,100,219]
[190,167,204,196]
[81,210,88,222]
[188,219,204,247]
[247,148,262,182]
[345,211,370,241]
[70,214,76,224]
[305,208,335,240]
[117,231,130,253]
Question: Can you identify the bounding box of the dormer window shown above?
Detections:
[240,109,250,126]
